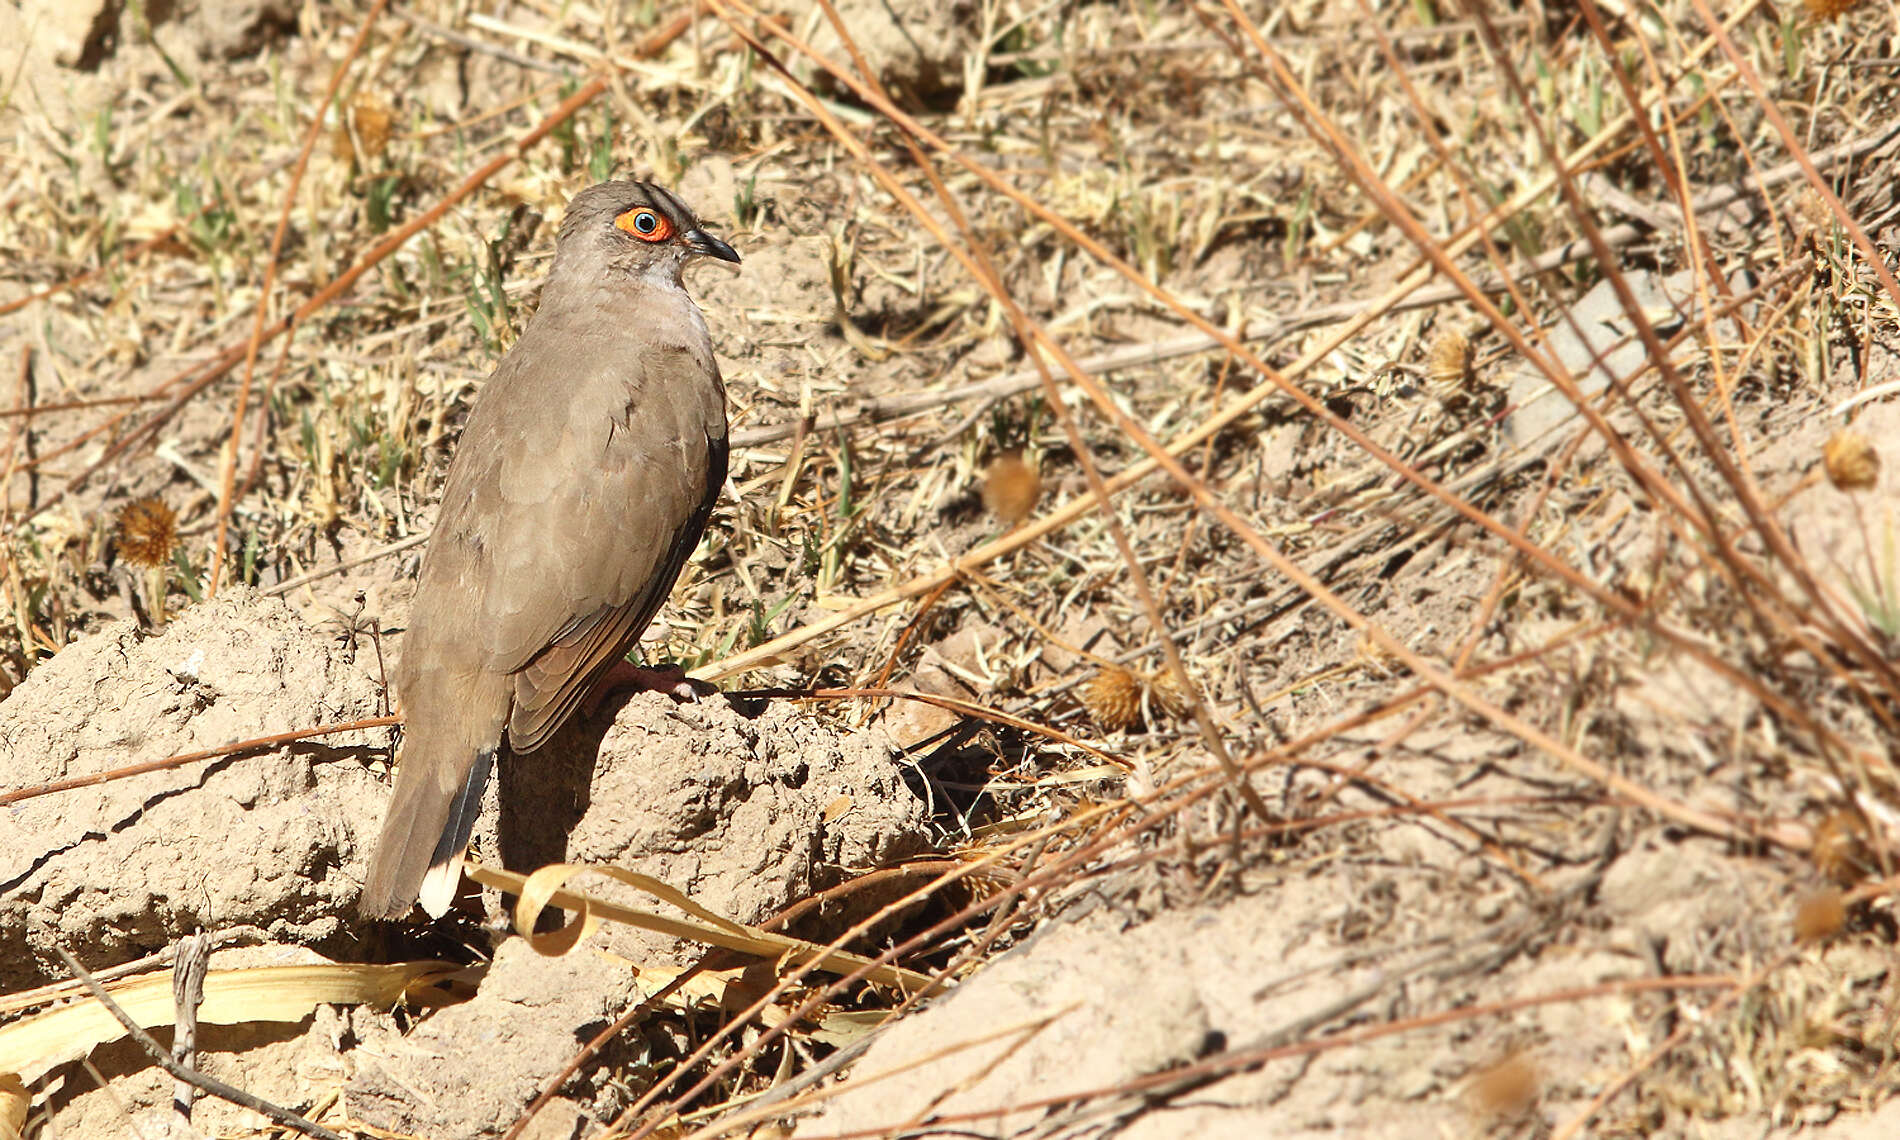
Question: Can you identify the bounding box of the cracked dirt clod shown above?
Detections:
[3,585,934,1134]
[1,582,932,971]
[0,588,389,986]
[491,684,932,968]
[344,937,641,1138]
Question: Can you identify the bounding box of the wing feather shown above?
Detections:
[400,287,726,759]
[508,430,723,751]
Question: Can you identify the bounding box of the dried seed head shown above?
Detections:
[1425,330,1472,398]
[353,92,395,160]
[115,497,178,569]
[1804,0,1863,20]
[1796,188,1833,235]
[1467,1055,1539,1118]
[982,450,1042,526]
[1793,888,1847,943]
[960,868,1014,902]
[1823,431,1880,492]
[332,91,395,164]
[1083,666,1143,732]
[1811,809,1872,885]
[1355,631,1401,671]
[1146,668,1195,720]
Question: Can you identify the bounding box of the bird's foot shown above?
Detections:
[584,660,714,717]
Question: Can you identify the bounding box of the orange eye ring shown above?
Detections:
[615,207,674,243]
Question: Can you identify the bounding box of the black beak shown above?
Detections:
[685,229,740,264]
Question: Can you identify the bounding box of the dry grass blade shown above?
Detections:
[775,0,1266,822]
[207,0,391,597]
[0,959,451,1084]
[729,7,1771,847]
[0,715,400,808]
[12,0,1900,1134]
[466,862,931,992]
[719,1,1880,794]
[13,15,693,525]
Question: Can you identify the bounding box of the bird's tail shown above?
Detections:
[360,743,496,920]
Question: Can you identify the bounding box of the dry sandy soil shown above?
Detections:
[4,0,1900,1137]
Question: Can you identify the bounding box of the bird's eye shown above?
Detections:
[615,207,673,242]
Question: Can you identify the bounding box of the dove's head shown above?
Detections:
[553,179,740,291]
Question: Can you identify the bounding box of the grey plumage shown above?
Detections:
[360,180,739,920]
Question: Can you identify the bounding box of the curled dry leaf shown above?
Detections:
[470,860,931,991]
[0,1072,23,1139]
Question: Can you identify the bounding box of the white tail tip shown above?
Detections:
[416,853,465,918]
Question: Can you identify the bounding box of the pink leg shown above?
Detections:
[582,660,713,718]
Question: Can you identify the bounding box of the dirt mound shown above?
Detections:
[344,937,643,1138]
[0,589,387,985]
[496,687,933,964]
[3,587,934,1133]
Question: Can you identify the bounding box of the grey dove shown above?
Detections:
[360,180,739,920]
